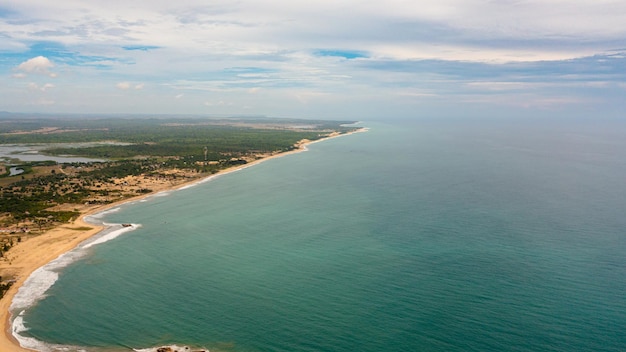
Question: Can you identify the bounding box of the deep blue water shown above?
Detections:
[14,118,626,351]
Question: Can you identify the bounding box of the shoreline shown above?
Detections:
[0,128,366,352]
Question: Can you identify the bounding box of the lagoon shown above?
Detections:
[0,142,125,163]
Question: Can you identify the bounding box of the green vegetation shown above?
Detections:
[0,279,12,298]
[0,116,357,145]
[66,226,93,231]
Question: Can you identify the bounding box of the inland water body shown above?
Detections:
[0,143,109,163]
[12,117,626,352]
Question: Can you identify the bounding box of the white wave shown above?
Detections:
[93,207,121,216]
[13,313,79,352]
[10,224,140,311]
[177,171,231,189]
[185,172,229,187]
[82,224,140,249]
[10,222,142,351]
[10,246,88,312]
[153,191,171,197]
[10,268,58,313]
[84,207,121,223]
[195,174,221,184]
[11,313,51,352]
[178,183,197,190]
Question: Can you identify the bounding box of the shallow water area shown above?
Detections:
[8,167,24,176]
[0,142,125,163]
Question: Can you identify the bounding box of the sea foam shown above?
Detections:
[84,207,121,222]
[10,246,87,312]
[11,313,50,352]
[10,222,141,351]
[82,224,140,249]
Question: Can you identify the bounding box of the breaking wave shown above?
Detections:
[10,222,141,351]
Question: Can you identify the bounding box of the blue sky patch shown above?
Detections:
[0,6,17,18]
[122,45,161,51]
[314,50,368,59]
[1,42,134,70]
[223,67,276,74]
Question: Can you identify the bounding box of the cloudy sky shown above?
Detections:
[1,0,625,119]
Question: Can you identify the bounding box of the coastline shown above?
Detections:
[0,128,366,352]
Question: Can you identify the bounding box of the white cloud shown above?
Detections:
[16,56,56,76]
[204,100,230,106]
[116,82,131,90]
[5,1,626,63]
[28,82,55,91]
[17,56,54,72]
[116,82,144,90]
[1,1,625,117]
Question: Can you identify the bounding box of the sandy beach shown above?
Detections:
[0,129,365,352]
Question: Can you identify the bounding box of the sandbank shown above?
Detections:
[0,128,366,352]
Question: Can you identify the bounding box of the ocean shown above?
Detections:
[11,117,626,352]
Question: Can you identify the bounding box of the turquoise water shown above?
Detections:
[14,118,626,351]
